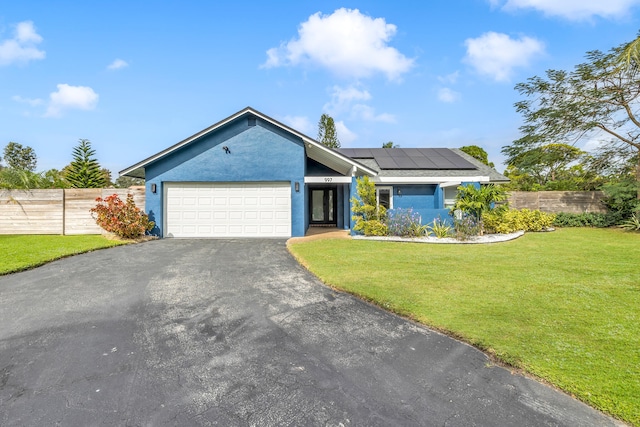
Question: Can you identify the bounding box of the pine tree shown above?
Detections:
[65,139,107,188]
[317,114,341,149]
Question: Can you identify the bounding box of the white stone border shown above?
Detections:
[351,230,525,244]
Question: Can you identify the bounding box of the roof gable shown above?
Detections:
[120,107,376,178]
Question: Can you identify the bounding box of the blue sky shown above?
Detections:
[1,1,639,177]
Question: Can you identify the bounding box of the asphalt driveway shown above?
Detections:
[0,239,622,426]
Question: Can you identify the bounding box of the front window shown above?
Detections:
[444,186,457,208]
[376,186,393,210]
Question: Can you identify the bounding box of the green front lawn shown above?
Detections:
[0,235,128,275]
[288,228,640,426]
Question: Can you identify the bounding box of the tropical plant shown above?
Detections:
[90,194,154,239]
[451,184,508,235]
[65,139,108,188]
[426,218,452,238]
[619,213,640,232]
[0,168,43,189]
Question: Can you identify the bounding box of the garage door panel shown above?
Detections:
[165,182,291,238]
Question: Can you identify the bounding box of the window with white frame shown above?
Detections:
[444,186,457,208]
[376,186,393,210]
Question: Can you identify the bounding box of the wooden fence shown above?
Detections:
[0,188,607,235]
[507,191,607,214]
[0,187,145,235]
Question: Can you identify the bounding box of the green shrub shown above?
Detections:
[483,208,555,233]
[361,220,388,236]
[90,194,154,239]
[351,176,387,234]
[552,212,618,228]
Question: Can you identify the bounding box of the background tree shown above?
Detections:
[3,142,37,171]
[114,176,145,188]
[0,168,43,189]
[505,39,640,200]
[382,141,399,148]
[40,169,69,189]
[505,143,585,186]
[65,139,107,188]
[317,114,340,149]
[459,145,494,167]
[100,168,113,187]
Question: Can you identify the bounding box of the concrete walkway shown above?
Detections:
[0,240,622,426]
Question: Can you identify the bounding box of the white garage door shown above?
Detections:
[165,182,291,238]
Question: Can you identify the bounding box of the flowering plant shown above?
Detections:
[91,194,154,239]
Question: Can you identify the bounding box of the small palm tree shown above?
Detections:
[452,184,508,235]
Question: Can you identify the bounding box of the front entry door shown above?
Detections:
[310,188,336,225]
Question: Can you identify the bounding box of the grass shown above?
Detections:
[0,234,129,275]
[288,228,640,426]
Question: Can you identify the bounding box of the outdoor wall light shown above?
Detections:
[397,188,402,196]
[295,182,300,192]
[151,183,157,194]
[222,146,231,154]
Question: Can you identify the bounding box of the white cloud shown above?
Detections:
[335,120,357,145]
[464,32,545,82]
[281,115,314,135]
[45,84,99,117]
[0,21,45,66]
[351,104,396,123]
[324,85,371,114]
[107,58,129,70]
[262,8,414,81]
[438,71,460,85]
[494,0,640,20]
[323,84,395,123]
[12,95,44,106]
[438,88,461,103]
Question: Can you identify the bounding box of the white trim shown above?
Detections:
[439,181,462,188]
[304,176,352,184]
[372,176,491,184]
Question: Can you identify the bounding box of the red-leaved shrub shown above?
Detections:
[91,194,154,239]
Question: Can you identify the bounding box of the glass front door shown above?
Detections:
[310,188,336,225]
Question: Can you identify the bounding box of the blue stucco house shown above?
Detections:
[120,107,508,238]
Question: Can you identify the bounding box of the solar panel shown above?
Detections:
[339,147,478,170]
[376,156,400,169]
[394,157,419,168]
[413,157,439,168]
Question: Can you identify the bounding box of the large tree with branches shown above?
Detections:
[504,38,640,200]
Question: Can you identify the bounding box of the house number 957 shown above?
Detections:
[324,178,333,182]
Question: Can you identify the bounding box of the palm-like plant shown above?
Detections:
[452,184,508,235]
